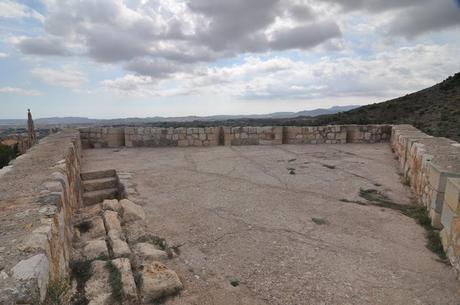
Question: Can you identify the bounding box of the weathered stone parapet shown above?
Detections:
[441,178,460,271]
[80,124,392,149]
[80,127,125,148]
[285,125,346,144]
[391,125,460,273]
[0,130,83,304]
[223,126,282,145]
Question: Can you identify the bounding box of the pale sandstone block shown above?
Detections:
[445,178,460,212]
[140,261,183,301]
[102,199,121,213]
[83,239,109,260]
[133,242,168,261]
[121,199,146,223]
[112,258,139,302]
[103,210,122,233]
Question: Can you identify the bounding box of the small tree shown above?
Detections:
[0,144,17,169]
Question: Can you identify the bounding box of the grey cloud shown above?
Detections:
[16,37,69,56]
[270,21,341,50]
[16,0,340,65]
[125,58,182,77]
[388,0,460,37]
[83,25,150,63]
[189,0,280,51]
[320,0,428,12]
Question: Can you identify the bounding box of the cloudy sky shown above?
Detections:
[0,0,459,119]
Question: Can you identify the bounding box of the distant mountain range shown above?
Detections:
[0,105,359,127]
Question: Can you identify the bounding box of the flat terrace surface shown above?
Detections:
[82,144,460,305]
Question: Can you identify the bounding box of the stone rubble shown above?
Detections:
[71,185,182,304]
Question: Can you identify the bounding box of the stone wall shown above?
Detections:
[223,126,282,145]
[0,130,83,304]
[125,127,220,147]
[80,127,125,149]
[390,125,460,273]
[80,124,391,148]
[284,126,347,144]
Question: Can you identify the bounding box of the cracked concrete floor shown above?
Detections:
[82,144,460,305]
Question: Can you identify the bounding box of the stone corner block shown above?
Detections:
[120,199,146,223]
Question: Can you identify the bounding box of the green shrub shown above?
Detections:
[0,144,17,168]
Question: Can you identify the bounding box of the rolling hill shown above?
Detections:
[309,72,460,142]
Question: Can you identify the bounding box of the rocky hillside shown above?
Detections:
[314,72,460,142]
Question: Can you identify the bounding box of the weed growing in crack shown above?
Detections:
[70,260,92,289]
[105,261,124,304]
[44,277,69,305]
[341,188,447,261]
[311,218,328,225]
[137,234,168,250]
[76,221,92,233]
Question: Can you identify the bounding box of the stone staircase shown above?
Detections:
[81,169,120,206]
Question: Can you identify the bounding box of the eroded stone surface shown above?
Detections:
[108,230,131,258]
[140,261,183,301]
[103,210,122,233]
[133,242,168,261]
[120,199,145,223]
[102,199,121,212]
[83,239,109,260]
[112,258,138,302]
[85,260,111,305]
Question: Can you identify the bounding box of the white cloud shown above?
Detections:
[31,67,87,89]
[0,1,44,21]
[102,44,460,101]
[0,53,8,58]
[0,87,41,96]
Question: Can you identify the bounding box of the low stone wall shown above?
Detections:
[0,130,83,304]
[223,126,282,145]
[345,124,392,143]
[79,124,392,148]
[390,125,460,273]
[284,126,347,144]
[80,127,125,149]
[125,127,220,147]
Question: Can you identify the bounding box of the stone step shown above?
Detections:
[81,169,116,181]
[83,176,118,192]
[83,188,119,206]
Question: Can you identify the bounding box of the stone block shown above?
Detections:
[441,204,455,232]
[120,199,146,223]
[108,231,131,258]
[112,258,138,302]
[140,261,183,301]
[12,254,49,303]
[103,210,122,233]
[85,260,111,305]
[102,199,121,213]
[83,239,109,260]
[133,242,168,261]
[445,178,460,213]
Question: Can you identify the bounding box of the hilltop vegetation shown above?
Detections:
[313,72,460,142]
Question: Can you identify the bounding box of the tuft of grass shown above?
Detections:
[70,260,92,290]
[76,221,92,233]
[105,261,124,304]
[311,217,328,225]
[44,277,70,305]
[352,188,447,261]
[137,234,168,250]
